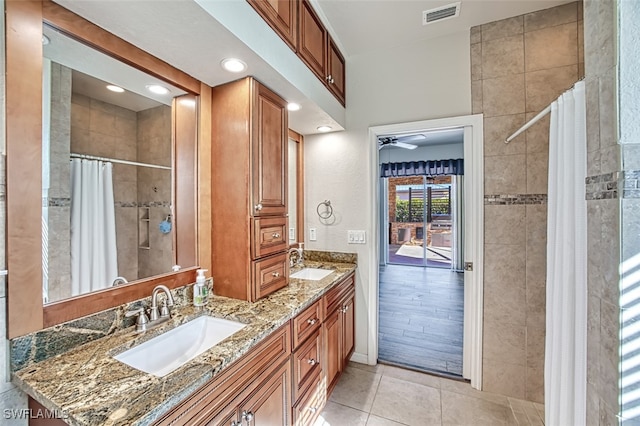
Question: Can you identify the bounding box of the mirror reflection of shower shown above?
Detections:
[42,25,186,303]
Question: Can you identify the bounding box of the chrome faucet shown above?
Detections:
[289,243,304,267]
[112,276,128,286]
[149,284,175,321]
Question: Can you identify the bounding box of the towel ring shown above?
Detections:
[316,200,334,220]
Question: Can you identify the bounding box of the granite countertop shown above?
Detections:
[12,260,356,426]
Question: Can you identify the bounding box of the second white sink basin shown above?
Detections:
[290,268,333,281]
[114,316,246,377]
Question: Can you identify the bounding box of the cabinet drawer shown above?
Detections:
[251,216,288,259]
[252,252,289,301]
[324,273,355,317]
[292,299,322,349]
[293,375,326,426]
[292,329,322,402]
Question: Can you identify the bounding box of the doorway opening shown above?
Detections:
[368,114,484,388]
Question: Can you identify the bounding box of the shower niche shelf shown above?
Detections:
[139,207,150,250]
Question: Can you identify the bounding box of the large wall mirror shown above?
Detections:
[42,24,189,303]
[5,1,204,337]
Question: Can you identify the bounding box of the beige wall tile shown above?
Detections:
[525,65,578,113]
[482,16,524,42]
[598,68,617,148]
[587,295,600,386]
[484,154,526,194]
[526,151,549,194]
[484,204,526,245]
[472,80,483,114]
[599,299,619,412]
[525,365,544,404]
[587,201,603,299]
[585,77,601,154]
[584,0,616,78]
[587,150,601,177]
[524,112,549,154]
[89,131,117,158]
[483,318,526,364]
[524,2,578,32]
[578,19,584,64]
[482,74,526,117]
[586,383,600,426]
[471,43,482,81]
[484,243,526,326]
[482,35,524,79]
[525,22,578,72]
[599,145,620,175]
[484,114,526,156]
[483,360,526,399]
[471,26,482,44]
[70,127,89,154]
[599,198,620,304]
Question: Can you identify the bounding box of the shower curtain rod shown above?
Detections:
[70,153,171,170]
[504,78,584,144]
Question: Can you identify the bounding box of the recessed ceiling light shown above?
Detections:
[287,103,301,111]
[146,84,170,95]
[106,85,125,93]
[221,58,247,73]
[317,126,332,132]
[42,35,50,45]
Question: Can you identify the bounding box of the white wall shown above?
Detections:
[304,31,472,361]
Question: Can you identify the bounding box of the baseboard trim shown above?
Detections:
[349,352,370,365]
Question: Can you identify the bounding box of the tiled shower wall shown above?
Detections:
[583,0,621,423]
[471,2,584,402]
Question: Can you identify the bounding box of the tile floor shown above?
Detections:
[379,264,464,376]
[316,362,545,426]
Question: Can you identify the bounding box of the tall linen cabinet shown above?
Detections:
[211,77,289,302]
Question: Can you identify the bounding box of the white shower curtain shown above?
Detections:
[71,159,118,296]
[545,80,587,425]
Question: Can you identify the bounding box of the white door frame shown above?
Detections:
[367,114,484,389]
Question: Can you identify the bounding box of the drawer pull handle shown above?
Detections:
[254,203,263,211]
[307,318,317,325]
[272,232,280,238]
[342,305,349,313]
[307,358,318,365]
[308,406,318,413]
[242,411,254,422]
[272,272,281,278]
[231,421,240,426]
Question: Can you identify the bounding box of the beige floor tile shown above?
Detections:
[370,376,442,426]
[316,401,368,426]
[441,390,513,425]
[350,361,386,374]
[366,414,409,426]
[510,410,531,425]
[329,366,382,412]
[440,377,509,406]
[381,364,441,390]
[533,402,545,420]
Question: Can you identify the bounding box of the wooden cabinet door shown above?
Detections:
[341,292,355,367]
[240,361,291,426]
[247,0,297,50]
[251,81,287,217]
[204,404,239,426]
[324,306,342,395]
[298,0,326,82]
[327,36,345,105]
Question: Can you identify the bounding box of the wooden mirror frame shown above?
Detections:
[288,130,305,248]
[5,0,210,338]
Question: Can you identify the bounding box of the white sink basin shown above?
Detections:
[114,316,246,377]
[290,267,333,281]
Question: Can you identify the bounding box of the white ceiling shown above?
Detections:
[53,0,573,134]
[316,0,574,57]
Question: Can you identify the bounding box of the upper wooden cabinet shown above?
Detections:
[247,0,298,51]
[247,0,346,106]
[298,0,326,82]
[327,36,346,105]
[211,77,289,302]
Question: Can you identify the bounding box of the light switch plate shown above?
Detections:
[289,228,295,241]
[309,228,317,241]
[348,230,366,244]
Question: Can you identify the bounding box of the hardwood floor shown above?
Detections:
[378,264,464,376]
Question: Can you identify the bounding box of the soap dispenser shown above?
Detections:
[193,269,208,307]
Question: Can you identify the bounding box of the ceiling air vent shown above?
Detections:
[422,2,461,25]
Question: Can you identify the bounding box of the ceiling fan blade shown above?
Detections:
[396,134,426,143]
[395,141,418,150]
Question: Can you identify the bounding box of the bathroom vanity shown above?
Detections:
[11,255,356,426]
